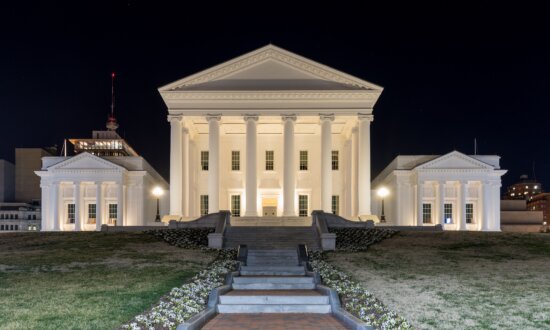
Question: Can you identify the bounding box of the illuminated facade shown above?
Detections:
[503,175,542,200]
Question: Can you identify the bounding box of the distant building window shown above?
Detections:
[33,215,36,220]
[88,204,97,224]
[265,150,274,171]
[444,203,453,224]
[299,195,308,217]
[299,151,308,171]
[108,204,117,225]
[231,151,240,171]
[466,203,474,224]
[422,203,432,224]
[332,150,339,170]
[231,195,241,217]
[0,225,3,230]
[67,204,76,224]
[332,195,339,215]
[14,225,18,230]
[10,225,14,230]
[201,151,209,171]
[0,215,4,219]
[200,195,209,216]
[14,214,18,219]
[28,215,31,220]
[10,214,13,219]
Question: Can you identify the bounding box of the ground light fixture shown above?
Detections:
[152,186,164,222]
[377,187,390,223]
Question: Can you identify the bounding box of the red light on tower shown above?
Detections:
[111,72,116,78]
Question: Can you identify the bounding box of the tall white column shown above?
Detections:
[117,181,124,226]
[168,115,183,216]
[207,115,221,214]
[95,182,103,231]
[458,180,467,230]
[358,114,373,215]
[320,114,334,213]
[351,126,358,217]
[417,181,424,226]
[52,182,60,231]
[182,127,190,217]
[282,115,297,216]
[438,181,445,225]
[492,182,502,231]
[244,115,259,216]
[74,181,82,231]
[480,181,489,231]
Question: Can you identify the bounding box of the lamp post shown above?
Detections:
[377,187,389,223]
[152,186,164,222]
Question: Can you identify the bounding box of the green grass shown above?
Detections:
[0,232,215,330]
[327,231,550,330]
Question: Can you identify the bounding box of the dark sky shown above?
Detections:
[1,2,549,190]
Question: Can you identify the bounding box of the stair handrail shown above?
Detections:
[297,244,308,266]
[236,244,248,266]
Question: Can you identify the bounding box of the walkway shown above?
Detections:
[202,313,348,330]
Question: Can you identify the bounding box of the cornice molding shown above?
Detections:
[161,91,379,101]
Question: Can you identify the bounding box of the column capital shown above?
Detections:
[167,114,183,123]
[182,127,189,134]
[319,113,335,121]
[281,114,297,122]
[358,113,374,122]
[243,114,259,122]
[206,114,221,121]
[351,126,358,134]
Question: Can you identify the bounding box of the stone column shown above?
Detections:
[481,181,490,231]
[493,183,502,231]
[95,182,103,231]
[168,115,183,216]
[282,115,297,216]
[358,114,373,215]
[417,181,424,226]
[74,181,82,231]
[438,181,445,225]
[182,127,190,217]
[207,115,221,214]
[244,115,259,216]
[52,182,60,231]
[320,114,334,213]
[117,181,124,226]
[458,180,467,230]
[351,126,358,217]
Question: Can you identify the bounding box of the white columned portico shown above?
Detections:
[458,180,467,230]
[95,182,103,231]
[417,181,424,226]
[351,126,358,217]
[207,115,221,214]
[117,181,124,226]
[320,114,334,213]
[481,181,490,231]
[358,114,373,216]
[182,127,190,217]
[438,181,445,225]
[244,115,259,216]
[52,182,60,231]
[282,115,297,216]
[169,115,183,216]
[74,181,82,231]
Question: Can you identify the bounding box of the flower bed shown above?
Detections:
[121,249,237,330]
[146,228,214,249]
[309,251,412,330]
[329,228,398,251]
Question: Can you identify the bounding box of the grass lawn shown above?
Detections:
[0,232,215,330]
[327,231,550,330]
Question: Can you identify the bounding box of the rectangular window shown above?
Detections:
[444,203,453,224]
[299,151,308,171]
[231,195,241,217]
[15,225,18,230]
[466,203,474,224]
[332,150,339,170]
[332,195,339,215]
[422,203,432,224]
[108,204,118,225]
[299,195,309,217]
[201,151,209,171]
[88,204,97,224]
[67,203,75,224]
[200,195,209,216]
[231,151,240,171]
[265,150,274,171]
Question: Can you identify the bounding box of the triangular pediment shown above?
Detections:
[416,151,494,170]
[159,44,383,92]
[49,152,125,171]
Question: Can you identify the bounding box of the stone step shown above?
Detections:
[233,276,313,284]
[219,295,329,305]
[217,304,331,313]
[232,283,316,290]
[240,266,305,276]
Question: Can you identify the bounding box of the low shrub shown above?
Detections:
[329,228,398,251]
[146,228,214,249]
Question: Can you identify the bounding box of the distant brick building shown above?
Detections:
[527,193,550,225]
[503,175,542,200]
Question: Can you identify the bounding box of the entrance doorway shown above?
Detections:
[262,197,277,216]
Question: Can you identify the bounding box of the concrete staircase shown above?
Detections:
[224,226,321,250]
[217,249,331,314]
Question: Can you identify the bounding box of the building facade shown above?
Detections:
[371,151,507,231]
[158,45,383,219]
[0,202,41,232]
[527,192,550,224]
[15,148,55,203]
[0,160,15,202]
[503,174,541,200]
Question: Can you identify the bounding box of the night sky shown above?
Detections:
[1,2,549,191]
